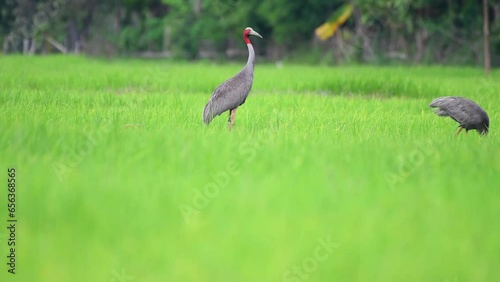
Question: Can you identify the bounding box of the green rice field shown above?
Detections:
[0,55,499,282]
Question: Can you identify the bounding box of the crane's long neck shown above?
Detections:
[246,43,255,68]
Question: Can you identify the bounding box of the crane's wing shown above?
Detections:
[202,73,252,124]
[429,96,484,125]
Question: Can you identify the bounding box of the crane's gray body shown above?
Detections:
[203,44,255,124]
[429,96,489,134]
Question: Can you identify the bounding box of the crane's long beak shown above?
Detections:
[250,30,263,39]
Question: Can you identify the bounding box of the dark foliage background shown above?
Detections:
[1,0,499,66]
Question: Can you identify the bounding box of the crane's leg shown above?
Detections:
[228,108,237,130]
[456,127,463,136]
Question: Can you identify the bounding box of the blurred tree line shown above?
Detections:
[1,0,499,66]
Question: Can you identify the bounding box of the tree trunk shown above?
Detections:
[352,4,372,62]
[46,36,67,53]
[194,0,202,16]
[3,36,10,53]
[41,33,46,55]
[23,39,30,54]
[334,31,344,63]
[68,19,79,53]
[483,0,491,76]
[414,29,428,63]
[114,0,122,33]
[29,38,36,54]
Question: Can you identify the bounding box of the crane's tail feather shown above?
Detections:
[433,108,449,117]
[429,97,455,117]
[202,102,214,125]
[429,96,452,108]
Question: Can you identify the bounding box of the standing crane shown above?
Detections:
[203,27,263,129]
[429,96,490,135]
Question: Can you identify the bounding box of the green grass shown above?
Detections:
[0,55,499,282]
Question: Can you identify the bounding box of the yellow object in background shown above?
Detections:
[315,3,353,41]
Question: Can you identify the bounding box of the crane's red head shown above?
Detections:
[243,27,263,44]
